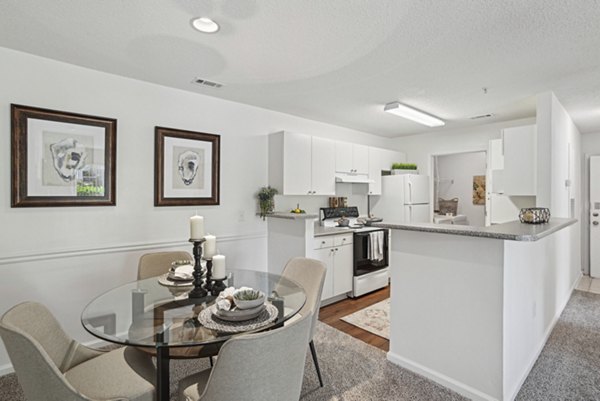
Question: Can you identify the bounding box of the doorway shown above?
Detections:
[431,151,487,227]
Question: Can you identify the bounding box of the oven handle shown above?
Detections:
[354,229,387,237]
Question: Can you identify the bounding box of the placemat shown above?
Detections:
[198,304,278,333]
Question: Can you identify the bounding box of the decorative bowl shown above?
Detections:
[233,289,266,310]
[519,208,551,224]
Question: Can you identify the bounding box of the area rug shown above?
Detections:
[340,298,390,339]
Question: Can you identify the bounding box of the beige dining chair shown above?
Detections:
[177,311,312,401]
[281,257,327,387]
[137,250,193,280]
[0,302,156,401]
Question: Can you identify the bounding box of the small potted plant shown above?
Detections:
[257,186,278,220]
[391,163,418,175]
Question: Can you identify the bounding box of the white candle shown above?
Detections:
[203,234,216,258]
[212,255,226,279]
[190,215,205,240]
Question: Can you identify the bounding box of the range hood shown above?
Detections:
[335,173,374,184]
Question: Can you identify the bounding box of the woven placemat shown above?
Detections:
[157,273,194,287]
[198,304,278,333]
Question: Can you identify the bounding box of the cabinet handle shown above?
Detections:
[335,248,338,251]
[321,241,326,244]
[342,238,346,241]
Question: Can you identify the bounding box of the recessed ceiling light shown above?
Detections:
[191,17,220,34]
[384,102,445,127]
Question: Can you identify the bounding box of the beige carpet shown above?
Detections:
[340,298,390,339]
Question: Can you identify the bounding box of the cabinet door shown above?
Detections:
[368,147,384,195]
[503,125,536,196]
[352,144,369,174]
[332,244,353,296]
[283,133,312,195]
[311,136,336,195]
[335,141,353,173]
[313,247,334,300]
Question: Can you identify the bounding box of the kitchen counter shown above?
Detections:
[373,218,576,241]
[265,212,318,220]
[385,217,579,401]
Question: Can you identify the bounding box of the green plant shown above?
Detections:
[391,162,418,170]
[257,186,278,220]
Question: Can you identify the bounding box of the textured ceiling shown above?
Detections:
[1,0,599,137]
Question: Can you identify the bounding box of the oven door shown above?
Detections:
[353,229,389,276]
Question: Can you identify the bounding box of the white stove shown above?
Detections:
[319,207,390,297]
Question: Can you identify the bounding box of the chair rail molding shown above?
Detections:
[0,232,266,266]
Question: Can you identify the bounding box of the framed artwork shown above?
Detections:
[11,104,117,207]
[473,175,486,205]
[154,126,220,206]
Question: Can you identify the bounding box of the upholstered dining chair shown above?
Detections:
[177,311,312,401]
[281,257,327,387]
[137,250,193,280]
[0,302,155,401]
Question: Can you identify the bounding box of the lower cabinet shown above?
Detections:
[313,234,353,301]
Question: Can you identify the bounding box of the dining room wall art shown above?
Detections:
[155,126,220,206]
[11,104,117,207]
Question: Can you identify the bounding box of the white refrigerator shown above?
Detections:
[372,174,431,223]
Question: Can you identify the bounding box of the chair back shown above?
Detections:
[0,302,88,400]
[197,312,312,401]
[137,251,192,280]
[282,257,327,340]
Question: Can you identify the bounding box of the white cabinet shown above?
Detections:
[311,136,336,195]
[368,148,406,195]
[502,125,536,196]
[269,132,335,196]
[335,142,369,174]
[313,234,353,301]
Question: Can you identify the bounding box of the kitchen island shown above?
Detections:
[373,218,578,401]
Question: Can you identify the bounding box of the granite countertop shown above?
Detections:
[313,225,355,237]
[372,218,577,241]
[265,212,319,220]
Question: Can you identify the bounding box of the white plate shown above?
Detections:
[213,304,266,322]
[157,273,194,287]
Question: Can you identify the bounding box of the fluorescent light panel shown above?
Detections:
[384,102,445,127]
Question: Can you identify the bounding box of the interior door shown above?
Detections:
[404,175,430,204]
[405,204,431,223]
[590,156,600,278]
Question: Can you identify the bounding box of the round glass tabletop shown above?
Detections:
[81,269,306,348]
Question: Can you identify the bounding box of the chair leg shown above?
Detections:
[309,340,324,387]
[209,356,214,367]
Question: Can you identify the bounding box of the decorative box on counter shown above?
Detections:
[519,208,551,224]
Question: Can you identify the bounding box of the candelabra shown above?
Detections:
[188,238,207,298]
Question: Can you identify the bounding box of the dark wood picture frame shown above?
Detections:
[11,104,117,207]
[154,126,220,206]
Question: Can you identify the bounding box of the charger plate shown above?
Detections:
[157,273,194,287]
[198,304,278,333]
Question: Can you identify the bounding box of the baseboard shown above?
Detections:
[505,273,581,401]
[387,351,499,401]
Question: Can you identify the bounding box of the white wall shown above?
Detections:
[435,152,487,226]
[580,131,600,274]
[535,92,582,276]
[0,47,389,372]
[390,117,536,177]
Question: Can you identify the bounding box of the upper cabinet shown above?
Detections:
[335,142,369,174]
[368,148,406,195]
[269,132,335,195]
[502,125,536,196]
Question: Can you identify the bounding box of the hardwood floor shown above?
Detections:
[318,286,390,352]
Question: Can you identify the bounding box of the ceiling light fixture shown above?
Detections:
[384,102,445,127]
[191,17,220,33]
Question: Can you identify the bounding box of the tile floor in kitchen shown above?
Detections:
[577,275,600,294]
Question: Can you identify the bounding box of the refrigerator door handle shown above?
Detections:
[408,181,412,204]
[409,205,413,222]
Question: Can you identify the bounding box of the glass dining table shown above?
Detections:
[81,269,306,401]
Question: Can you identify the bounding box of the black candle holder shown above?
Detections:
[211,277,227,296]
[188,238,207,299]
[203,258,214,293]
